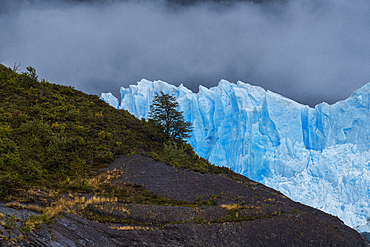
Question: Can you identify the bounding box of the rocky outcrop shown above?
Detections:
[1,155,370,246]
[13,213,370,247]
[88,203,228,224]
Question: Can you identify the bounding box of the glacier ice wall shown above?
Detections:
[100,92,119,109]
[101,79,370,230]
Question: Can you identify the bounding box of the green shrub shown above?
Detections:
[46,133,69,156]
[22,162,43,182]
[0,138,21,168]
[2,112,12,121]
[20,225,31,233]
[94,150,114,164]
[193,162,209,173]
[162,141,188,166]
[51,122,66,132]
[45,155,69,172]
[3,213,17,230]
[77,137,85,146]
[17,113,28,123]
[19,119,52,137]
[0,171,20,197]
[66,108,79,121]
[98,131,106,139]
[20,213,52,233]
[0,125,12,138]
[28,105,42,116]
[106,132,113,140]
[77,125,85,134]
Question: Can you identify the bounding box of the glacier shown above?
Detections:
[101,79,370,231]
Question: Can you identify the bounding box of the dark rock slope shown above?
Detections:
[6,155,370,246]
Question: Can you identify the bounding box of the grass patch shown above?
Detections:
[6,202,26,210]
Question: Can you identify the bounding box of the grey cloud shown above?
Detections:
[1,0,370,106]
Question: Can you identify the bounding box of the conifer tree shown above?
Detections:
[149,92,192,143]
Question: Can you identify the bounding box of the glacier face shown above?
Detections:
[101,79,370,230]
[100,92,119,109]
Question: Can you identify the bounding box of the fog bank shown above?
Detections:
[1,0,370,106]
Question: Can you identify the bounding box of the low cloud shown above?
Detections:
[1,0,370,106]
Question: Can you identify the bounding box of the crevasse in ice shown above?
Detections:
[100,79,370,231]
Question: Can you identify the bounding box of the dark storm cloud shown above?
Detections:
[1,0,370,106]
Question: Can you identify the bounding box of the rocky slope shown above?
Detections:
[1,155,369,246]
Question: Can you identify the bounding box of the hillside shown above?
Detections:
[0,64,230,197]
[0,64,369,246]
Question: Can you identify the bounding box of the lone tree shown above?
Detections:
[149,92,192,143]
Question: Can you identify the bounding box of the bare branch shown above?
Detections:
[12,62,21,72]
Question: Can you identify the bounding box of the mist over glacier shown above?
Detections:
[102,80,370,231]
[2,0,370,106]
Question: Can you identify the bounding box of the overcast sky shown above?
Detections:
[1,0,370,106]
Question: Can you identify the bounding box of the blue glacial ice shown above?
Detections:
[100,92,119,109]
[101,79,370,231]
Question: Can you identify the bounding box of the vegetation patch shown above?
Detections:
[6,202,26,210]
[0,64,245,201]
